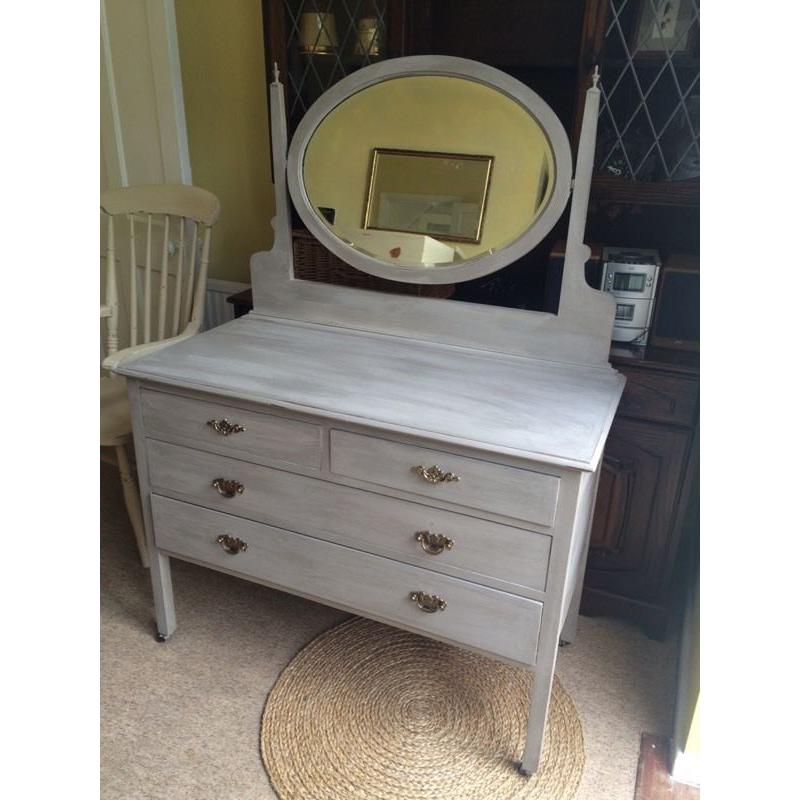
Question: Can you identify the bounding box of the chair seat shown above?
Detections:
[101,376,132,445]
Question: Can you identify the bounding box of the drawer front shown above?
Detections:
[330,430,560,527]
[151,495,543,665]
[140,389,322,469]
[616,369,698,427]
[147,440,552,594]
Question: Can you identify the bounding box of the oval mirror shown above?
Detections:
[287,56,572,285]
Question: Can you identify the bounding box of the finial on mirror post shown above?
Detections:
[272,61,280,83]
[591,65,600,88]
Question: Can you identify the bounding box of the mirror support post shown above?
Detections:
[252,67,294,304]
[269,66,293,268]
[558,67,614,330]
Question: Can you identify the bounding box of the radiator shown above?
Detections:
[203,278,250,331]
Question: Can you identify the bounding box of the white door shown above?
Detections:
[100,0,191,190]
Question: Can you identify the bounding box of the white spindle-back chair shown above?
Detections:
[100,184,221,566]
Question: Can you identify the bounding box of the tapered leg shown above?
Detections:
[519,653,558,776]
[561,470,601,645]
[150,550,176,640]
[560,532,591,645]
[116,444,149,568]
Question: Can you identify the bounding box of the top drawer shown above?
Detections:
[330,430,560,527]
[616,369,698,427]
[140,389,322,469]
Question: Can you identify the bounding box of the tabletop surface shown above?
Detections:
[119,314,625,470]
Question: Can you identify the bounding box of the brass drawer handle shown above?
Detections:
[217,534,248,555]
[412,465,460,484]
[212,478,245,498]
[409,591,447,613]
[415,530,454,555]
[207,418,246,436]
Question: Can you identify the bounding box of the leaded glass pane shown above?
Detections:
[283,1,391,133]
[596,0,700,182]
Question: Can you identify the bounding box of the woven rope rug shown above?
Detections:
[261,618,584,800]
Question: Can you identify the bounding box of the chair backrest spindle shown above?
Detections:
[128,214,138,347]
[191,225,214,325]
[143,213,153,344]
[183,222,199,329]
[105,213,119,357]
[157,214,170,340]
[172,217,185,337]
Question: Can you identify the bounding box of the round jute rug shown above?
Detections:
[260,618,584,800]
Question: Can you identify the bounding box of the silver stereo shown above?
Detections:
[601,248,661,346]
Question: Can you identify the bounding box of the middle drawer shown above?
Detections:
[147,439,552,596]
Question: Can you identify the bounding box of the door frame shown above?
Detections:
[100,0,191,188]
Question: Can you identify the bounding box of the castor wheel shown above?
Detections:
[558,638,570,647]
[518,764,533,777]
[155,632,168,643]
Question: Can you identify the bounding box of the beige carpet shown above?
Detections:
[100,462,678,800]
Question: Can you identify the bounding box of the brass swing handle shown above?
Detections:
[412,465,460,485]
[207,418,246,436]
[212,478,245,498]
[409,591,447,613]
[217,534,248,555]
[415,530,454,555]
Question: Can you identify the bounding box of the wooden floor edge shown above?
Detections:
[634,733,700,800]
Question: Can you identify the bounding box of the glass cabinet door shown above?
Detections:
[593,0,700,184]
[270,1,396,134]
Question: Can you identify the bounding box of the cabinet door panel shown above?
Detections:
[586,418,691,601]
[590,452,636,557]
[615,367,699,427]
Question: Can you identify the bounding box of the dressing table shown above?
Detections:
[115,56,624,776]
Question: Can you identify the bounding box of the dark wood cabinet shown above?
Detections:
[581,348,699,638]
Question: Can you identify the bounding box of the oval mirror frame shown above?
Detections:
[286,56,573,285]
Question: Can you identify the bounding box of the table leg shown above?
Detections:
[519,648,558,775]
[150,551,176,641]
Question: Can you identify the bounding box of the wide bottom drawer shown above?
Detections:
[151,495,543,665]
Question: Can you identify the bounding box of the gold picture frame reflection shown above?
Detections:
[363,148,494,244]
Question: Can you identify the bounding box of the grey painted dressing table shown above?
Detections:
[116,57,624,775]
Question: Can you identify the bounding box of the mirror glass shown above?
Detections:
[302,75,557,270]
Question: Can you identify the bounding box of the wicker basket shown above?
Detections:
[292,231,454,299]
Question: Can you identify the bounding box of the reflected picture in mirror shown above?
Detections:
[363,149,493,244]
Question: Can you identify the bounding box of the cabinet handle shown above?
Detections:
[207,418,246,436]
[415,530,454,555]
[217,534,248,555]
[412,465,460,484]
[409,591,447,613]
[212,478,245,498]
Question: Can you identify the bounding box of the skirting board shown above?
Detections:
[671,749,700,788]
